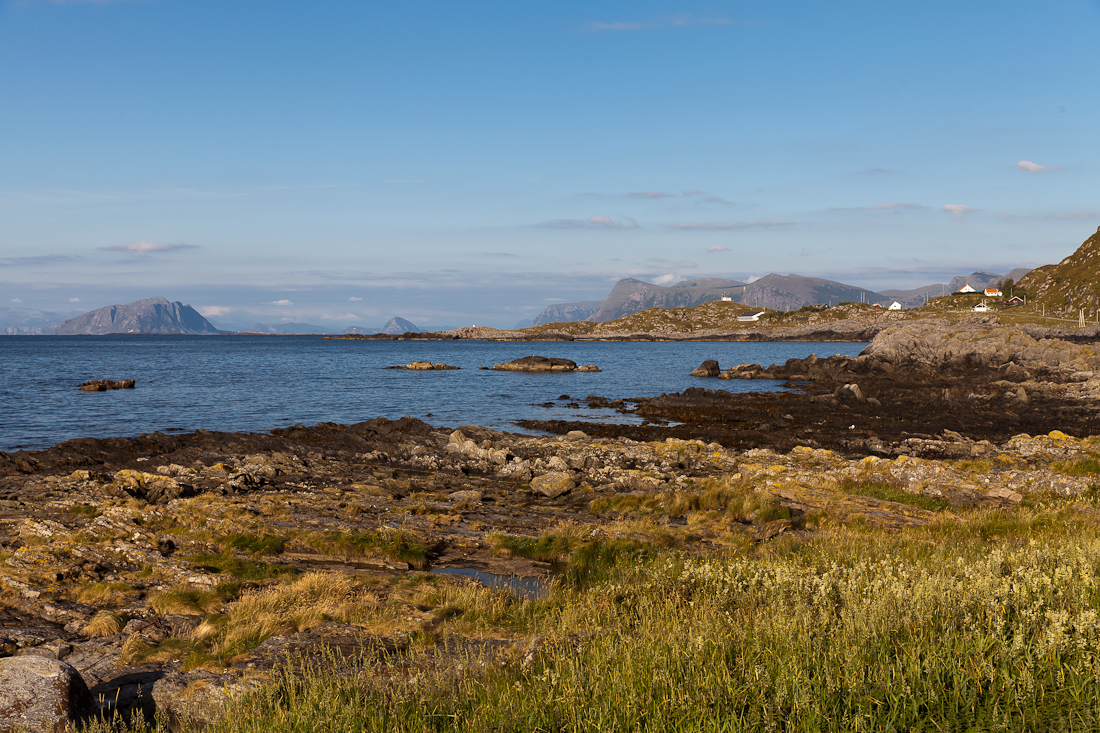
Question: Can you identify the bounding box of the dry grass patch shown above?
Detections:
[83,610,128,637]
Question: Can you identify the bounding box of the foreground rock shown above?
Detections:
[0,656,96,733]
[492,356,599,372]
[79,379,135,391]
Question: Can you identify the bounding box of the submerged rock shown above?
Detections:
[79,379,135,391]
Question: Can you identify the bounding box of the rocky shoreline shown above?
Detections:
[6,318,1100,730]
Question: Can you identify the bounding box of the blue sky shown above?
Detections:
[2,0,1098,330]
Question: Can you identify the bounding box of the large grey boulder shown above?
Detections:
[0,656,97,733]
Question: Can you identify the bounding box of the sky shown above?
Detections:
[1,0,1098,330]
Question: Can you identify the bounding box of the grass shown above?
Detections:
[834,477,954,512]
[300,528,429,570]
[87,515,1100,732]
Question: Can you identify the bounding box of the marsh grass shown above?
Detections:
[591,477,787,524]
[188,551,297,581]
[301,528,429,569]
[835,477,953,512]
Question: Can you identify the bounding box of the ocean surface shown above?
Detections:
[0,336,868,452]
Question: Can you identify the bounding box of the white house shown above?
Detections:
[888,301,903,311]
[720,295,733,302]
[957,284,977,294]
[984,288,1002,297]
[737,311,766,322]
[972,302,990,313]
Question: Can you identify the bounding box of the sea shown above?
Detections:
[0,336,868,453]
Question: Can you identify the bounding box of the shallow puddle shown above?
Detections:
[430,567,548,599]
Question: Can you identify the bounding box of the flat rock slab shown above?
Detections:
[0,656,96,733]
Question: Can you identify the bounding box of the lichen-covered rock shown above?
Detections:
[0,656,96,733]
[530,472,574,498]
[492,356,591,372]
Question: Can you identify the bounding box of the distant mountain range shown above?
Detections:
[0,306,81,334]
[243,322,336,335]
[533,268,1035,326]
[52,297,220,335]
[340,317,421,336]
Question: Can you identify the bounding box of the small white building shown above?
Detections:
[888,301,903,311]
[972,302,990,313]
[720,295,733,302]
[737,311,766,322]
[957,284,977,294]
[984,288,1002,297]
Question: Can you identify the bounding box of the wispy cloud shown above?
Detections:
[678,260,698,268]
[1017,160,1062,174]
[69,297,80,303]
[943,204,977,220]
[1048,211,1098,220]
[830,202,925,212]
[10,298,23,303]
[101,241,199,257]
[348,296,362,301]
[706,245,729,253]
[628,191,674,199]
[268,299,293,306]
[673,220,793,231]
[0,254,80,267]
[539,215,640,229]
[584,15,744,32]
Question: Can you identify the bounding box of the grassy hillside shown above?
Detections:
[1018,227,1100,317]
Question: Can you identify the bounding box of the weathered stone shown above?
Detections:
[0,656,96,733]
[530,472,574,498]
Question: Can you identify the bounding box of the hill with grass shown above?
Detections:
[1017,227,1100,316]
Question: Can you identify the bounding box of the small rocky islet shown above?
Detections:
[7,319,1100,729]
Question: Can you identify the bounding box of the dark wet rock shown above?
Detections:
[691,360,720,377]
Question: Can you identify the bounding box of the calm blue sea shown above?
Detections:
[0,336,867,452]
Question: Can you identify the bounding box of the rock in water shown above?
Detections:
[691,360,720,377]
[0,656,96,733]
[493,356,578,372]
[79,379,135,391]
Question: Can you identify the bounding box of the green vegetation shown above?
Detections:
[300,527,429,569]
[89,510,1100,732]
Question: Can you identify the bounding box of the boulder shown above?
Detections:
[0,656,96,733]
[530,472,574,498]
[691,360,720,377]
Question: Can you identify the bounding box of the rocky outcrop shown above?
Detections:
[387,362,460,370]
[79,379,135,391]
[691,360,720,377]
[0,656,96,733]
[492,356,599,373]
